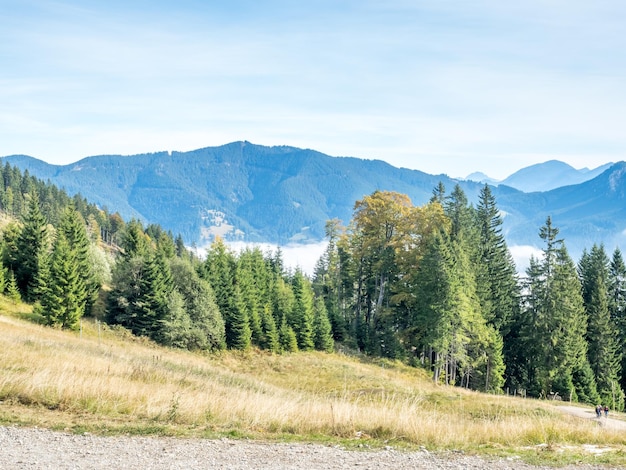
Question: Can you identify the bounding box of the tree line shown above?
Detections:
[311,185,626,410]
[0,161,624,409]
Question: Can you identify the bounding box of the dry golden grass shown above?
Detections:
[1,303,625,465]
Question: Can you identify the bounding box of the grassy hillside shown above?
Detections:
[0,301,625,466]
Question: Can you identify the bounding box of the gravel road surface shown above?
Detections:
[0,425,614,469]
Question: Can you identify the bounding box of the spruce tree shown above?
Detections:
[41,233,86,330]
[279,314,299,353]
[6,269,21,302]
[579,245,624,409]
[313,296,334,352]
[0,264,5,295]
[260,303,280,352]
[474,185,520,334]
[230,284,252,350]
[15,193,49,301]
[201,238,240,348]
[57,206,99,315]
[608,248,626,400]
[290,269,315,351]
[412,231,489,386]
[312,219,347,341]
[519,217,595,400]
[236,249,263,347]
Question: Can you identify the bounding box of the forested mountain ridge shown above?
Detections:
[2,142,625,259]
[498,160,613,192]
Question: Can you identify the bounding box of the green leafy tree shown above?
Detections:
[168,258,226,351]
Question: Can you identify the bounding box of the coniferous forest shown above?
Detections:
[1,162,625,411]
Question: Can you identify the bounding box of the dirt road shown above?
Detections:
[558,405,626,431]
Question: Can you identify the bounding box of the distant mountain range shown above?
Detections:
[2,142,624,262]
[464,160,613,192]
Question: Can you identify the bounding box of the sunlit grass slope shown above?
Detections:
[1,299,625,465]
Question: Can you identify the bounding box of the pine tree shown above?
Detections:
[0,263,6,294]
[579,245,624,409]
[230,284,252,350]
[412,231,488,386]
[201,238,240,348]
[474,185,520,334]
[609,249,626,392]
[57,206,100,315]
[312,219,348,341]
[290,269,315,351]
[120,219,149,259]
[260,303,280,352]
[135,251,174,339]
[313,296,334,352]
[40,233,86,330]
[15,193,49,301]
[279,314,299,353]
[107,247,174,341]
[6,269,21,303]
[236,249,264,347]
[519,217,594,400]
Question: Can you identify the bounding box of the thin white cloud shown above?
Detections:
[509,245,543,274]
[1,0,625,180]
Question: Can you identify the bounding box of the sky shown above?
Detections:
[1,1,625,180]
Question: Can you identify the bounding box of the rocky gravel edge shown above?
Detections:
[0,425,612,469]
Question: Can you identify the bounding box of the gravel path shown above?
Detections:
[558,406,626,431]
[0,426,614,469]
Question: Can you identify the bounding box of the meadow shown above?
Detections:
[1,298,625,467]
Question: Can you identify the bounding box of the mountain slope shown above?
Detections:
[2,142,624,262]
[2,142,477,244]
[500,160,613,192]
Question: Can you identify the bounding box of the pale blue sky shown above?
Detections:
[1,0,625,179]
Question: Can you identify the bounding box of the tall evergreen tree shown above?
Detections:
[608,248,626,398]
[474,185,520,333]
[230,284,252,350]
[6,269,21,302]
[278,314,299,353]
[40,233,86,330]
[313,296,334,352]
[236,248,264,347]
[518,217,595,400]
[579,245,624,409]
[312,219,348,341]
[15,193,49,301]
[201,238,242,349]
[57,206,100,315]
[260,304,280,353]
[290,269,315,351]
